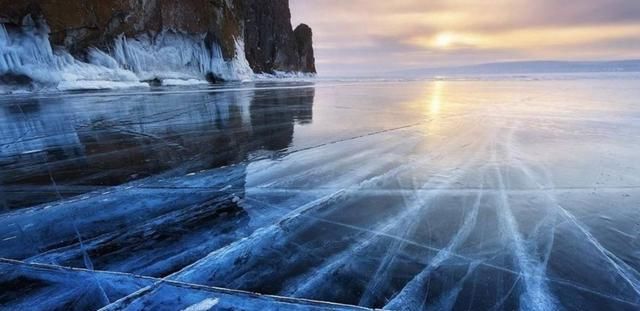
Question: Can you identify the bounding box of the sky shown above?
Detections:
[289,0,640,76]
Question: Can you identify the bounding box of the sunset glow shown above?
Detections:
[433,33,455,49]
[290,0,640,75]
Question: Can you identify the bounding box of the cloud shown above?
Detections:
[290,0,640,75]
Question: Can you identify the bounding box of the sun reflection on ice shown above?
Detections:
[429,80,445,115]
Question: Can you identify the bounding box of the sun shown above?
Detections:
[433,32,454,48]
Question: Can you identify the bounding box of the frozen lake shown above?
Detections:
[1,76,640,310]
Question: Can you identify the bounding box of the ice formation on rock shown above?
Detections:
[0,17,253,91]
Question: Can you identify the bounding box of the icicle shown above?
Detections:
[0,24,9,46]
[0,20,255,92]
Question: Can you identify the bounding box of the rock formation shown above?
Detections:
[0,0,315,86]
[293,24,316,74]
[241,0,314,73]
[0,1,243,60]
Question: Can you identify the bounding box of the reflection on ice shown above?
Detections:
[1,78,640,310]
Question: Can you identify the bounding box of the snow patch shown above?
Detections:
[255,70,317,80]
[56,80,150,92]
[161,79,210,86]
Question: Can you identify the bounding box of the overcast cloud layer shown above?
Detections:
[290,0,640,76]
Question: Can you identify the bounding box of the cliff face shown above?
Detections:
[241,0,314,73]
[0,0,315,75]
[293,24,316,74]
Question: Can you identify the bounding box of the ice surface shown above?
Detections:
[0,259,369,311]
[1,77,640,310]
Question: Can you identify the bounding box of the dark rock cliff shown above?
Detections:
[293,24,316,74]
[0,0,315,74]
[241,0,314,73]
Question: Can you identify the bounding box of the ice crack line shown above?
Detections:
[493,123,559,311]
[506,125,640,300]
[384,185,483,311]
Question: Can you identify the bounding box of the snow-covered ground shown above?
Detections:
[1,77,639,310]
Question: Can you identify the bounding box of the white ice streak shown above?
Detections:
[277,188,426,298]
[247,133,416,189]
[181,298,220,311]
[511,142,640,298]
[384,185,483,311]
[505,123,640,300]
[358,139,487,308]
[491,125,559,311]
[426,260,482,311]
[356,185,429,306]
[171,127,492,285]
[170,138,427,283]
[274,126,490,306]
[557,206,640,296]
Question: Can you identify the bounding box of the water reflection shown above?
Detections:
[251,88,314,151]
[0,85,315,210]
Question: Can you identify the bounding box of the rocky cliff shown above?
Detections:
[0,0,314,88]
[241,0,314,73]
